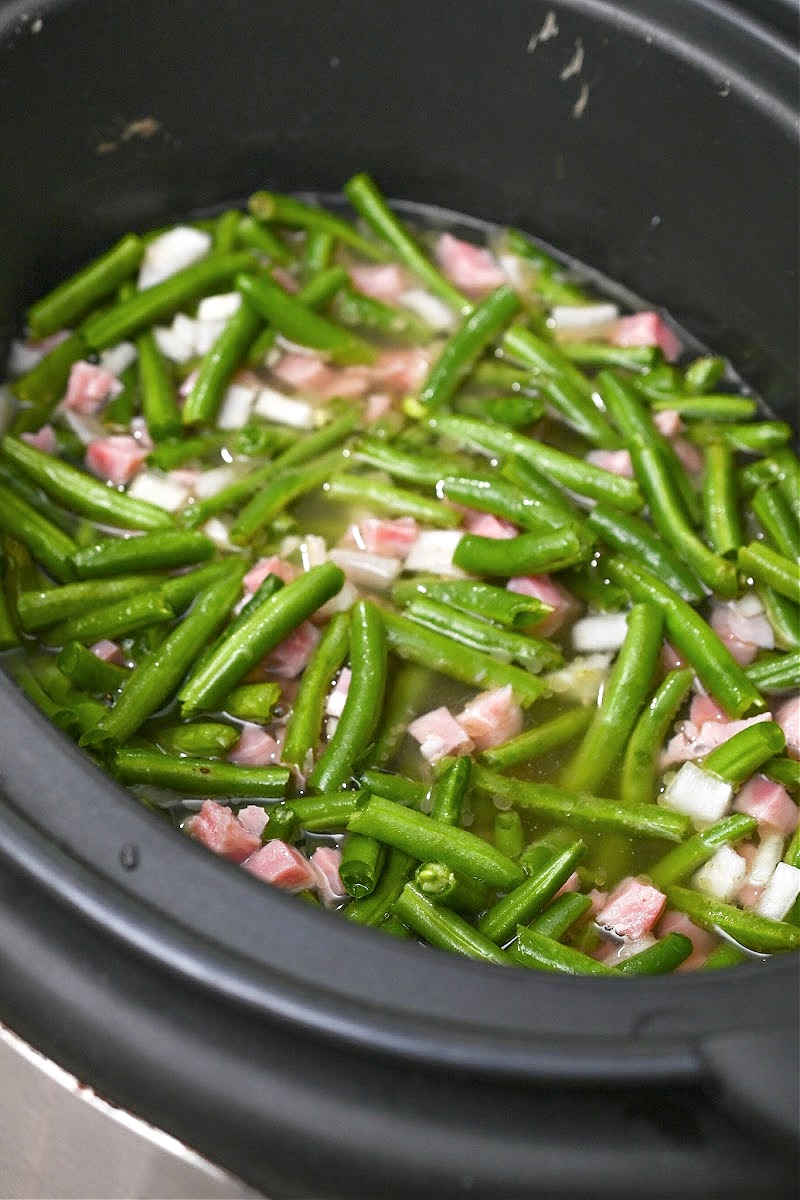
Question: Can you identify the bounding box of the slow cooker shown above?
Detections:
[0,2,798,1196]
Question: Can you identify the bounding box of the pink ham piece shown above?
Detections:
[506,574,577,637]
[243,555,299,594]
[463,511,518,539]
[435,233,506,296]
[310,846,349,908]
[348,263,409,302]
[408,706,474,763]
[610,311,682,362]
[185,799,261,863]
[553,871,581,899]
[315,366,372,400]
[711,597,776,666]
[585,449,634,479]
[237,805,269,838]
[657,911,716,971]
[662,642,688,672]
[734,774,799,836]
[64,360,123,414]
[325,667,351,719]
[652,409,685,438]
[21,425,57,454]
[455,685,523,751]
[243,840,318,892]
[365,392,393,422]
[90,639,126,665]
[775,695,800,760]
[271,352,334,393]
[661,711,774,769]
[354,516,419,558]
[689,694,729,726]
[262,620,320,679]
[372,347,432,393]
[228,724,282,766]
[85,435,148,486]
[596,879,667,941]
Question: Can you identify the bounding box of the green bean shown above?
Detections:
[684,355,727,393]
[281,611,350,767]
[111,747,289,797]
[349,795,525,891]
[412,862,493,914]
[339,834,385,898]
[381,610,547,707]
[738,541,800,605]
[268,792,364,842]
[246,265,349,365]
[249,190,388,263]
[331,285,434,345]
[182,296,262,426]
[471,764,690,842]
[755,584,800,653]
[303,228,334,274]
[477,841,585,945]
[746,650,800,693]
[220,681,281,724]
[0,459,79,536]
[178,458,281,529]
[604,555,766,718]
[358,769,427,808]
[502,324,593,399]
[768,447,800,525]
[492,810,525,859]
[751,486,799,561]
[480,706,592,771]
[136,327,181,440]
[343,174,468,310]
[42,589,175,647]
[529,892,592,940]
[690,421,793,455]
[308,601,386,792]
[586,504,704,603]
[0,565,20,650]
[501,228,587,304]
[650,395,758,422]
[562,604,664,794]
[146,430,228,471]
[2,435,172,533]
[211,209,242,254]
[429,756,471,825]
[11,659,82,737]
[665,886,800,953]
[27,234,144,339]
[541,376,623,449]
[431,413,643,512]
[403,595,563,673]
[234,214,294,266]
[392,577,551,629]
[156,560,239,614]
[439,473,580,534]
[327,471,463,530]
[420,285,521,408]
[614,933,693,975]
[701,943,749,970]
[10,331,88,418]
[702,441,743,558]
[154,721,241,758]
[56,641,129,694]
[648,813,759,891]
[510,926,615,975]
[81,251,255,349]
[71,530,213,579]
[453,391,544,428]
[763,756,800,791]
[701,721,786,786]
[393,884,512,965]
[345,847,416,926]
[453,525,592,578]
[230,450,345,545]
[471,359,536,391]
[236,273,376,366]
[620,668,695,805]
[80,560,246,750]
[0,483,78,582]
[558,342,658,371]
[499,455,581,521]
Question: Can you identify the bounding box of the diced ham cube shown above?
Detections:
[262,620,320,679]
[463,511,518,539]
[372,347,432,393]
[353,516,419,558]
[237,805,269,838]
[775,695,800,760]
[228,724,282,766]
[243,840,318,892]
[596,878,667,941]
[656,911,716,971]
[90,639,126,665]
[311,846,349,908]
[365,392,393,422]
[553,871,581,899]
[585,449,634,479]
[506,574,578,637]
[435,233,506,296]
[455,685,523,751]
[325,667,352,719]
[185,799,261,863]
[348,263,409,302]
[734,774,799,836]
[315,365,372,400]
[272,352,334,393]
[85,435,148,486]
[689,694,730,726]
[610,311,682,362]
[243,555,299,594]
[652,409,685,438]
[661,711,774,769]
[21,425,57,454]
[408,706,475,763]
[64,360,123,414]
[662,642,688,672]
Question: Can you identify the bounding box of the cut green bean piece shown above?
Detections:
[650,395,758,422]
[480,706,592,771]
[586,505,704,604]
[331,285,434,345]
[340,834,385,898]
[648,813,759,891]
[412,862,493,914]
[71,530,213,578]
[762,756,800,791]
[326,474,460,528]
[453,525,593,578]
[701,943,749,970]
[182,296,263,426]
[614,933,693,975]
[10,331,88,418]
[746,650,800,693]
[666,886,800,954]
[56,641,129,694]
[751,485,799,561]
[478,841,585,945]
[510,927,615,975]
[234,214,294,265]
[111,747,289,797]
[392,577,551,629]
[702,441,743,558]
[236,273,376,366]
[701,721,786,786]
[393,884,512,965]
[690,421,793,455]
[358,769,427,808]
[230,450,345,545]
[0,483,78,583]
[404,595,562,673]
[42,589,175,647]
[27,234,144,339]
[439,473,581,534]
[281,612,350,768]
[221,682,282,724]
[420,285,521,409]
[249,190,388,262]
[429,756,471,826]
[529,892,592,941]
[738,541,800,605]
[755,585,800,653]
[345,847,415,926]
[155,721,241,758]
[620,668,694,805]
[136,327,181,440]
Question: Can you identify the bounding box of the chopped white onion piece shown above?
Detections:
[754,862,800,921]
[571,611,629,653]
[299,536,328,571]
[746,829,786,888]
[61,407,107,445]
[154,321,195,364]
[325,667,352,719]
[253,387,315,429]
[138,226,211,290]
[318,578,359,618]
[193,464,240,500]
[99,341,137,377]
[691,845,747,903]
[404,530,466,578]
[202,517,241,552]
[397,288,456,333]
[549,303,619,339]
[8,338,45,376]
[196,292,242,322]
[328,548,402,590]
[192,318,227,357]
[660,761,733,828]
[545,653,612,707]
[497,253,530,291]
[602,936,658,964]
[217,383,255,430]
[127,469,190,513]
[733,590,767,620]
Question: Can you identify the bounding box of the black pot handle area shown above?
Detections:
[700,1025,800,1144]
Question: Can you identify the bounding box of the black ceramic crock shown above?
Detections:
[0,2,798,1196]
